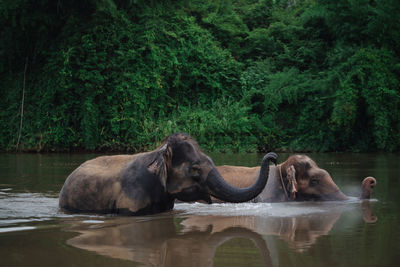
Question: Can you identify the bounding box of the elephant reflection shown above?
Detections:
[65,201,376,266]
[181,213,341,252]
[66,217,272,267]
[182,201,376,253]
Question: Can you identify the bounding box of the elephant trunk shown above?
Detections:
[206,153,277,203]
[360,177,377,199]
[323,190,349,201]
[324,176,376,201]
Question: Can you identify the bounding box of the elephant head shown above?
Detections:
[127,133,277,205]
[59,133,277,215]
[278,155,376,201]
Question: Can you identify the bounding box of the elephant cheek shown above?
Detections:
[296,182,309,194]
[167,178,193,195]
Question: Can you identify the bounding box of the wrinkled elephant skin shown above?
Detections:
[59,133,277,215]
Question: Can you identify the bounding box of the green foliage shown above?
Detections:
[330,48,400,151]
[0,0,399,152]
[141,98,260,152]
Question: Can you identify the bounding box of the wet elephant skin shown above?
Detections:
[216,154,376,202]
[59,133,277,215]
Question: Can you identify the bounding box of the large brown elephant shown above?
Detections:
[59,133,277,215]
[216,154,376,202]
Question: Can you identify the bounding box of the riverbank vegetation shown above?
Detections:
[1,0,399,152]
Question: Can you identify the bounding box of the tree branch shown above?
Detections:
[16,57,28,152]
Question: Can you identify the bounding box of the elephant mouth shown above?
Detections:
[173,185,212,204]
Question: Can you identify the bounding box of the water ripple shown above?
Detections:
[174,200,365,218]
[0,191,59,220]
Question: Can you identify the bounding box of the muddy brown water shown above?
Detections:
[0,152,399,267]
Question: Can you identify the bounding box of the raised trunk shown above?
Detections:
[360,177,376,199]
[206,153,276,203]
[323,177,376,201]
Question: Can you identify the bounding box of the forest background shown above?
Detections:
[1,0,399,153]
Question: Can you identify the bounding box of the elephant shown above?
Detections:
[59,133,278,215]
[215,154,376,203]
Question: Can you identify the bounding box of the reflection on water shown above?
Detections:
[63,201,376,267]
[0,153,399,267]
[0,190,379,266]
[67,215,272,266]
[177,201,376,252]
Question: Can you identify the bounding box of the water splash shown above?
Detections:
[0,191,59,219]
[174,200,367,218]
[0,190,104,233]
[0,226,36,233]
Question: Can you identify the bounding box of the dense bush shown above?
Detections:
[1,0,399,152]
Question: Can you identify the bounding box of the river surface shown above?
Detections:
[0,152,399,266]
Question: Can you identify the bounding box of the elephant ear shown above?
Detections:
[147,144,172,188]
[286,165,297,200]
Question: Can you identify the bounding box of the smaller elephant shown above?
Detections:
[59,133,277,215]
[216,154,376,202]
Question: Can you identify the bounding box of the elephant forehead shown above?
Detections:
[307,168,330,178]
[171,143,202,166]
[293,155,317,168]
[291,155,315,163]
[284,155,318,176]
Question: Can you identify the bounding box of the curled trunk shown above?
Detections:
[360,177,377,199]
[324,177,376,201]
[206,153,277,203]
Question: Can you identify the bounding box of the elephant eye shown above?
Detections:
[191,165,201,177]
[191,165,201,171]
[310,178,319,186]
